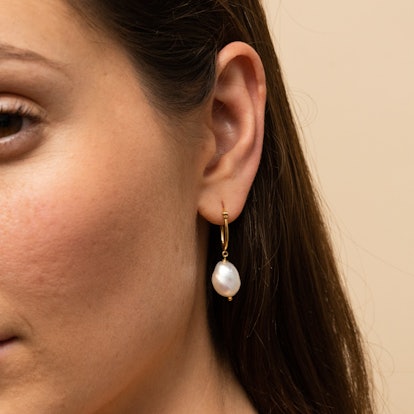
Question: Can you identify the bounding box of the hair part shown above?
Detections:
[67,1,374,412]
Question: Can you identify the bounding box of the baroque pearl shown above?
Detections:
[212,260,241,299]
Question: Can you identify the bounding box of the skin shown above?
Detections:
[0,1,265,413]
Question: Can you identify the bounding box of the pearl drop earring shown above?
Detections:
[211,211,241,301]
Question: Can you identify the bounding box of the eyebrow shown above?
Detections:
[0,43,68,74]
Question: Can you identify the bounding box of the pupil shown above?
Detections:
[0,114,24,139]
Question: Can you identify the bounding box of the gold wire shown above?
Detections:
[220,211,229,260]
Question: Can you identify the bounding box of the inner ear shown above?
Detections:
[212,98,239,157]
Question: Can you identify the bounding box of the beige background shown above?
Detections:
[263,1,414,412]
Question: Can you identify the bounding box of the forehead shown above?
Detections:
[0,0,115,74]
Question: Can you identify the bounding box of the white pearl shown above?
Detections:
[211,260,241,299]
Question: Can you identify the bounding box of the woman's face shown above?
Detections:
[0,1,207,412]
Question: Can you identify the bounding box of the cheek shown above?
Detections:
[0,150,195,411]
[0,133,191,334]
[1,171,139,302]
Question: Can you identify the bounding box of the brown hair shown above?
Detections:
[68,1,374,412]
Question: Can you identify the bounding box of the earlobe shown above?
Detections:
[197,42,266,225]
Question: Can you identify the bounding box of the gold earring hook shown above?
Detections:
[220,211,229,261]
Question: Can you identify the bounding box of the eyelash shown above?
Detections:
[0,102,42,130]
[6,105,40,118]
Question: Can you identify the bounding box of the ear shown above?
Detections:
[197,41,266,225]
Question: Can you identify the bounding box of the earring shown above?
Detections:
[211,211,241,301]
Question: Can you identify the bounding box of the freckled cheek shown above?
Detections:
[0,182,151,311]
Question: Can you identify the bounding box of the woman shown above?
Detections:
[0,1,374,413]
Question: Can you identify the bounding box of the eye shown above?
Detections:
[0,104,40,141]
[0,99,45,160]
[0,112,25,139]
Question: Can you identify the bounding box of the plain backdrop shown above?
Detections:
[262,1,414,413]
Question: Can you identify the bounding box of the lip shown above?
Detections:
[0,336,17,344]
[0,330,19,357]
[0,337,18,359]
[0,313,25,349]
[0,324,20,345]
